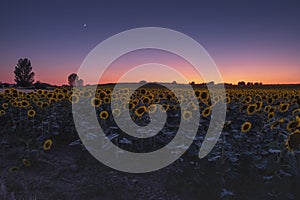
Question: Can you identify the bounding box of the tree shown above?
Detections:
[14,58,35,87]
[68,73,79,86]
[238,81,246,86]
[68,73,84,87]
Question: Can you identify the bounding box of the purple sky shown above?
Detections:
[0,0,299,85]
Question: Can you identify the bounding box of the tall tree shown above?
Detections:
[14,58,35,87]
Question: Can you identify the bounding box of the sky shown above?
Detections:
[0,0,299,85]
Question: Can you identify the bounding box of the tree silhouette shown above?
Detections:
[68,73,84,86]
[68,73,79,86]
[14,58,35,87]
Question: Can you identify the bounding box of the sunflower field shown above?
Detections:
[0,85,300,199]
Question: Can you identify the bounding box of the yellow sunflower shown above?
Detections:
[43,139,53,151]
[286,121,299,132]
[9,166,20,173]
[241,121,252,133]
[22,159,31,167]
[279,103,289,113]
[90,97,101,107]
[0,110,5,116]
[148,104,157,114]
[268,112,275,120]
[69,94,79,104]
[182,110,192,121]
[135,106,147,117]
[246,104,256,115]
[103,96,111,104]
[27,109,36,118]
[112,108,121,117]
[200,91,209,102]
[2,103,9,109]
[99,110,109,120]
[202,106,211,117]
[285,130,300,152]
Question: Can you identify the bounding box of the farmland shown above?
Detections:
[0,84,300,199]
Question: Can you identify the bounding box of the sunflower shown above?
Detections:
[267,97,274,105]
[90,97,101,107]
[268,112,275,120]
[187,101,197,111]
[270,121,279,130]
[135,106,147,117]
[269,106,277,113]
[243,96,252,104]
[27,109,36,118]
[160,104,169,112]
[126,102,136,110]
[285,130,300,152]
[255,102,263,112]
[140,88,147,95]
[142,96,151,104]
[41,102,49,108]
[148,104,157,114]
[225,96,231,104]
[264,105,271,113]
[99,110,109,120]
[279,103,289,113]
[69,94,79,104]
[286,121,299,132]
[292,108,300,116]
[182,110,192,121]
[2,103,8,109]
[43,139,53,151]
[241,121,252,133]
[0,109,5,116]
[82,91,92,98]
[200,91,209,102]
[112,108,121,117]
[48,98,57,104]
[47,93,54,99]
[9,166,20,173]
[20,100,30,108]
[103,96,111,104]
[22,159,31,167]
[56,93,65,100]
[202,106,211,117]
[246,104,256,115]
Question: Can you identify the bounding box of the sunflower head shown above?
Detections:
[268,112,275,120]
[2,103,9,109]
[112,108,121,117]
[285,130,300,152]
[9,166,20,173]
[27,109,36,118]
[286,121,299,132]
[135,106,147,117]
[90,97,101,107]
[247,104,256,115]
[202,106,211,117]
[99,110,109,120]
[22,159,31,167]
[279,103,289,113]
[0,109,6,116]
[69,94,79,104]
[182,110,192,121]
[148,104,158,114]
[43,139,53,151]
[241,121,252,133]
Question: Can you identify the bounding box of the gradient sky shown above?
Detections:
[0,0,299,85]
